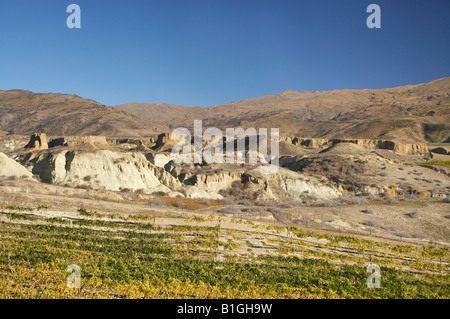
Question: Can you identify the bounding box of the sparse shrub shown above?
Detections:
[152,191,167,196]
[268,207,290,224]
[363,227,377,233]
[444,197,450,203]
[267,207,283,214]
[219,197,234,205]
[396,193,419,201]
[289,201,304,207]
[387,197,398,204]
[311,200,342,207]
[296,217,312,226]
[37,204,51,210]
[71,193,91,199]
[175,201,185,209]
[224,180,246,198]
[216,206,239,214]
[320,222,335,230]
[302,157,366,188]
[150,198,165,207]
[279,202,293,208]
[241,206,262,213]
[362,219,380,227]
[428,188,440,196]
[405,212,419,218]
[77,208,97,217]
[341,196,368,205]
[367,194,382,201]
[237,199,252,206]
[394,232,413,238]
[255,200,276,207]
[277,201,304,208]
[420,192,431,198]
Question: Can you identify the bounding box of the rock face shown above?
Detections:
[30,150,179,195]
[301,138,329,148]
[163,161,342,201]
[281,137,429,155]
[0,152,33,178]
[281,137,329,148]
[17,132,438,202]
[145,153,172,168]
[153,133,184,151]
[0,135,29,152]
[25,133,48,150]
[164,164,243,199]
[278,175,341,200]
[48,136,108,148]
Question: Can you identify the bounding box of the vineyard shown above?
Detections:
[0,205,449,299]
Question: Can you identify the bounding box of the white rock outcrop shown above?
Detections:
[0,152,33,179]
[279,176,342,200]
[26,146,344,201]
[146,153,172,168]
[31,150,177,194]
[184,186,224,200]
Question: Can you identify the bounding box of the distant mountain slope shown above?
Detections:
[2,77,448,142]
[0,90,166,137]
[115,77,450,143]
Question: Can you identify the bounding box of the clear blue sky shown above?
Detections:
[0,0,449,107]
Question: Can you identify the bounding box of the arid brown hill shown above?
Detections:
[115,77,450,143]
[0,90,166,137]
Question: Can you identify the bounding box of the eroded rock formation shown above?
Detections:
[0,152,33,178]
[281,137,429,155]
[25,133,48,150]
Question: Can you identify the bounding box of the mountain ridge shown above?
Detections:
[1,77,449,142]
[0,90,166,137]
[114,77,450,143]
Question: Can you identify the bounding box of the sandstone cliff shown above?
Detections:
[280,137,429,155]
[0,152,34,179]
[25,133,48,150]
